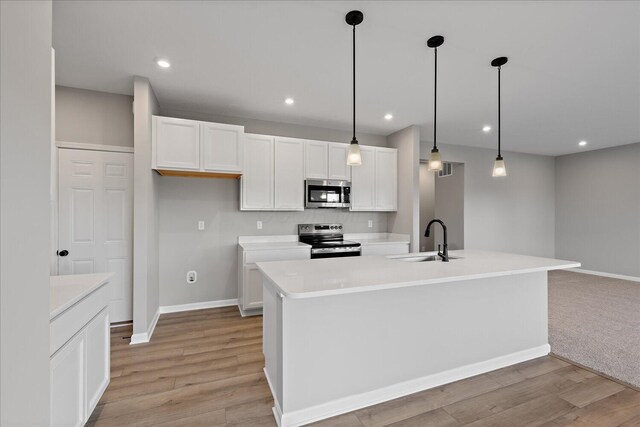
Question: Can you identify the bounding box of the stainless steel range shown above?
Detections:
[298,223,361,259]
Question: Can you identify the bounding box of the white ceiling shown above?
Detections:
[53,1,640,156]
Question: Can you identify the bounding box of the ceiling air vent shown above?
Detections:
[437,162,453,177]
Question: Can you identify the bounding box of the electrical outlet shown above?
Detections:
[186,271,197,284]
[198,221,205,230]
[257,220,263,230]
[368,220,373,228]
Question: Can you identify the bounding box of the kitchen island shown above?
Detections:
[257,250,579,427]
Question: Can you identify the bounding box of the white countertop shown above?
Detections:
[345,233,410,246]
[257,249,580,299]
[50,273,113,319]
[239,241,311,251]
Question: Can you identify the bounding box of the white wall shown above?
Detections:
[434,163,465,250]
[1,1,52,424]
[387,126,421,252]
[159,177,388,306]
[132,77,160,337]
[418,163,435,252]
[421,142,556,257]
[555,143,640,277]
[56,85,133,146]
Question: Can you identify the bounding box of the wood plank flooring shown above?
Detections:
[88,306,640,426]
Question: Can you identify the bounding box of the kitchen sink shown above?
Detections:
[391,255,462,262]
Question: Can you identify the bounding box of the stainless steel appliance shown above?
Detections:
[298,223,361,259]
[304,180,351,209]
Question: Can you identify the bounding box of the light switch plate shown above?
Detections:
[368,220,373,228]
[257,221,263,230]
[198,221,205,230]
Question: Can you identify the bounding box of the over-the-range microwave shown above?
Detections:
[305,179,351,209]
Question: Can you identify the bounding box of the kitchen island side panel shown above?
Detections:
[262,277,284,412]
[279,271,548,416]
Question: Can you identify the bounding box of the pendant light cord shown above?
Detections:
[433,46,437,150]
[498,66,501,157]
[352,24,356,142]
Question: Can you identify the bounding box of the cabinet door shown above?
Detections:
[275,137,304,210]
[153,116,200,170]
[201,122,244,173]
[375,148,398,211]
[305,140,328,179]
[350,146,376,211]
[244,265,263,310]
[241,134,274,210]
[328,143,351,180]
[85,309,110,418]
[51,332,86,427]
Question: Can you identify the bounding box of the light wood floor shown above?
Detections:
[88,306,640,427]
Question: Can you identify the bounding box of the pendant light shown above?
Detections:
[427,35,444,172]
[346,10,363,166]
[491,56,508,177]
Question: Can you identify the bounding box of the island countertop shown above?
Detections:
[50,273,113,319]
[256,249,580,299]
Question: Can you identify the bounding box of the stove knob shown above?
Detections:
[339,225,342,229]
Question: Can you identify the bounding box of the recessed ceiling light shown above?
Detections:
[156,58,171,68]
[384,113,393,120]
[482,125,492,133]
[579,140,587,146]
[284,97,294,105]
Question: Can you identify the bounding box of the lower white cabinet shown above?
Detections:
[51,331,86,427]
[51,308,109,427]
[237,242,311,315]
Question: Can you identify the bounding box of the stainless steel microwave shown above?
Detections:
[305,180,351,209]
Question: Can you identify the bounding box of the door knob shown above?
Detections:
[57,250,69,257]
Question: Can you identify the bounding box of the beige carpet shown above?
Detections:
[549,270,640,389]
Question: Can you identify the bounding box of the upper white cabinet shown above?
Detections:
[305,141,328,179]
[328,143,351,180]
[241,134,304,211]
[275,137,305,210]
[304,141,351,181]
[153,116,200,170]
[242,134,274,210]
[374,148,398,211]
[350,146,376,211]
[152,116,244,176]
[351,146,397,212]
[201,122,244,172]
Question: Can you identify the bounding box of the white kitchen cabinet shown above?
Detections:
[350,146,398,212]
[375,148,398,211]
[241,134,275,210]
[152,116,244,176]
[51,332,86,427]
[237,241,311,315]
[153,116,200,171]
[350,146,376,211]
[275,137,304,210]
[50,274,111,427]
[328,143,351,180]
[305,140,328,179]
[201,122,244,173]
[304,141,351,181]
[85,309,110,416]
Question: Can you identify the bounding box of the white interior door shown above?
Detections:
[58,148,133,322]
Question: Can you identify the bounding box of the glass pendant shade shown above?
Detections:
[492,156,507,177]
[347,141,362,166]
[427,148,443,172]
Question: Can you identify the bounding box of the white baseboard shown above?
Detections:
[159,298,238,314]
[129,307,160,345]
[568,268,640,283]
[275,344,550,427]
[239,305,263,317]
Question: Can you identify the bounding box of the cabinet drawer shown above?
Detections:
[50,284,109,356]
[244,248,310,265]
